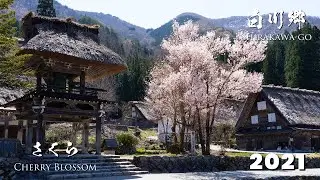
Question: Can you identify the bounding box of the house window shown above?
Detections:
[277,126,282,130]
[267,127,271,130]
[257,101,267,111]
[268,113,276,122]
[251,115,258,124]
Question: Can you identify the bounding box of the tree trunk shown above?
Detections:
[172,111,178,144]
[179,102,186,153]
[204,80,211,155]
[204,126,211,155]
[196,107,205,155]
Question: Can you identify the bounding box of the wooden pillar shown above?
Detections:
[80,71,86,95]
[82,122,89,154]
[96,104,105,155]
[4,118,9,139]
[42,120,46,145]
[26,120,33,154]
[71,123,77,146]
[36,72,42,92]
[190,131,196,154]
[96,116,102,155]
[17,120,24,143]
[36,114,45,145]
[68,76,74,93]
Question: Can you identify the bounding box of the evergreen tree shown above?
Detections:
[37,0,56,17]
[263,40,286,85]
[285,23,320,90]
[78,15,102,26]
[78,16,152,101]
[298,24,320,90]
[285,38,303,88]
[116,52,152,102]
[0,0,31,87]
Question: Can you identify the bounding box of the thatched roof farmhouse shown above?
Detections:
[236,85,320,152]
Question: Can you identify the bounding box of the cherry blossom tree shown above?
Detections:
[146,21,266,154]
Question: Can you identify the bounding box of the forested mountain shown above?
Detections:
[12,0,320,47]
[9,0,320,94]
[149,13,235,45]
[76,16,153,102]
[150,12,320,45]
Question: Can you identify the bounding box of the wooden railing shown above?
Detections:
[38,84,107,97]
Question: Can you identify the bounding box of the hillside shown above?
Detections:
[149,12,234,45]
[12,0,154,45]
[11,0,320,47]
[212,14,320,34]
[150,13,320,46]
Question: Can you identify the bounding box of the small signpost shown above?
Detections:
[190,131,196,154]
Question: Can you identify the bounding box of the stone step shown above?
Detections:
[47,164,136,170]
[46,171,149,180]
[43,166,141,175]
[90,161,133,166]
[18,155,148,179]
[39,158,127,164]
[25,154,120,160]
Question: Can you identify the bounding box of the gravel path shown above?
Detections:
[87,169,320,180]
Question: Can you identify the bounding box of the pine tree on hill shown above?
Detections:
[0,0,31,88]
[285,39,303,88]
[263,40,286,86]
[37,0,56,17]
[284,23,320,90]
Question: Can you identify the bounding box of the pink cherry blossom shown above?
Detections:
[146,21,266,154]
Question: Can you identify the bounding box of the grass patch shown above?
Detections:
[136,147,167,155]
[225,152,256,157]
[140,129,157,140]
[128,128,157,141]
[307,153,320,158]
[225,152,275,158]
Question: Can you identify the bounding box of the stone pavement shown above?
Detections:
[83,168,320,180]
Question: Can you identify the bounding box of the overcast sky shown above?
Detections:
[57,0,320,29]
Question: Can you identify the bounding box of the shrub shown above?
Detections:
[146,144,162,150]
[46,123,73,143]
[56,140,69,149]
[116,133,139,154]
[212,123,236,148]
[167,143,181,154]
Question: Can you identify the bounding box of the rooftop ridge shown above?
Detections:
[262,84,320,95]
[22,12,101,30]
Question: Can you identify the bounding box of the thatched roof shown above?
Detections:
[20,12,127,80]
[238,85,320,128]
[0,87,23,120]
[131,100,242,125]
[262,85,320,127]
[0,87,24,107]
[131,101,157,122]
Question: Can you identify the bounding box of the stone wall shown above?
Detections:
[0,158,20,179]
[132,155,320,173]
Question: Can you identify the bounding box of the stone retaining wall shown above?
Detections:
[132,155,320,173]
[0,158,20,179]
